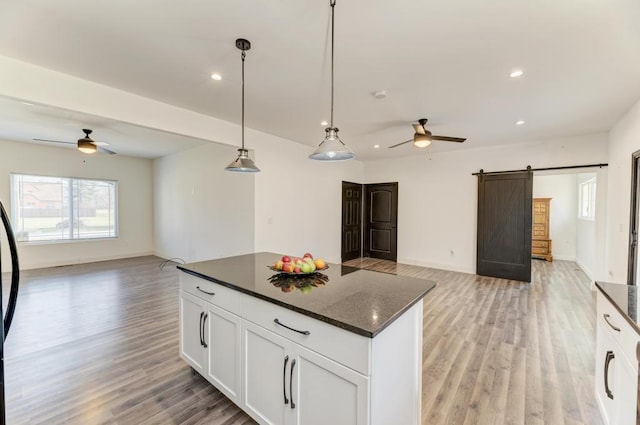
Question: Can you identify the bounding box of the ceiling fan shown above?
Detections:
[33,129,116,154]
[388,118,466,149]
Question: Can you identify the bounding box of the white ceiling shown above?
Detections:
[0,0,639,160]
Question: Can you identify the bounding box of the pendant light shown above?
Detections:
[225,38,260,173]
[309,0,355,161]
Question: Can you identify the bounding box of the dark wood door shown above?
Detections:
[364,183,398,261]
[341,182,362,262]
[477,171,532,282]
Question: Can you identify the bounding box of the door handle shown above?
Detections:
[290,359,296,409]
[199,312,204,346]
[283,355,289,405]
[604,350,614,400]
[202,313,208,348]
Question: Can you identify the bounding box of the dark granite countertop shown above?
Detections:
[177,252,436,338]
[595,281,640,335]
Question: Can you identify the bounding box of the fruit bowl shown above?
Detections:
[271,253,327,275]
[267,264,329,275]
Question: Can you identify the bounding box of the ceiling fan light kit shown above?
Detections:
[225,38,260,173]
[388,118,466,150]
[77,138,97,154]
[309,0,355,162]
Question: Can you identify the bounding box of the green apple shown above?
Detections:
[301,262,313,273]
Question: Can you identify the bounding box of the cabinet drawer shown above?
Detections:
[597,291,640,369]
[181,273,241,316]
[532,240,549,249]
[242,295,371,375]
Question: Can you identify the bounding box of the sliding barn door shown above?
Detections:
[477,171,532,282]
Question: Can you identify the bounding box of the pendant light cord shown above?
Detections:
[330,0,336,128]
[241,50,246,150]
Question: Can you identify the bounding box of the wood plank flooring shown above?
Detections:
[2,256,602,424]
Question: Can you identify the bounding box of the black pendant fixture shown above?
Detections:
[309,0,355,161]
[225,38,260,173]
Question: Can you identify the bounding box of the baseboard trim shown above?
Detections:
[396,257,475,275]
[19,251,155,271]
[575,257,594,281]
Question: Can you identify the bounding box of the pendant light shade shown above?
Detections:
[225,38,260,173]
[309,0,355,161]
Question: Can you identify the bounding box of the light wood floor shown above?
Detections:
[2,256,602,425]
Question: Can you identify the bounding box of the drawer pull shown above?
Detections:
[283,355,289,405]
[274,318,310,336]
[196,286,216,296]
[290,359,296,409]
[603,314,621,332]
[604,350,614,400]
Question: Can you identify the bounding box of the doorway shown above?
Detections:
[340,181,398,262]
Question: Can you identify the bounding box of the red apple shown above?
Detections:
[294,266,301,273]
[281,255,291,263]
[303,252,314,259]
[282,263,294,273]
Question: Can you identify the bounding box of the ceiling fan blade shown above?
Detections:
[97,146,117,155]
[412,124,426,135]
[32,138,74,145]
[388,139,414,149]
[432,135,466,143]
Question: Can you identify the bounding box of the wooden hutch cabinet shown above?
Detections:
[532,197,553,262]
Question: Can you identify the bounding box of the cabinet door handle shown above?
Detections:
[199,312,204,347]
[283,355,289,405]
[604,350,615,400]
[274,318,311,336]
[290,359,296,409]
[603,314,621,332]
[196,286,215,296]
[202,313,208,348]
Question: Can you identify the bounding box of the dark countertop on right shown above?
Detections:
[595,281,640,335]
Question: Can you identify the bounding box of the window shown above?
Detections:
[11,174,118,242]
[579,178,596,220]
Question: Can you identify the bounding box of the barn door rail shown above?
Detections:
[472,163,608,176]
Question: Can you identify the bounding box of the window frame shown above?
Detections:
[578,177,596,221]
[10,173,119,244]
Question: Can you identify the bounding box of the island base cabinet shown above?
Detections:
[179,291,206,373]
[293,345,369,425]
[242,320,369,425]
[204,303,242,405]
[179,290,242,406]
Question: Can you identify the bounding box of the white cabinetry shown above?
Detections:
[179,274,242,405]
[595,290,640,425]
[179,271,424,425]
[242,319,369,425]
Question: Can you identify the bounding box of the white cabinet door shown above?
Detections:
[615,349,638,425]
[595,324,618,425]
[242,320,291,425]
[204,302,241,405]
[292,344,369,425]
[179,291,205,373]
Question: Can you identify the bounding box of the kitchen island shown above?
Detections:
[594,282,640,425]
[177,252,436,425]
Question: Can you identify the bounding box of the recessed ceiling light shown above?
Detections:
[374,144,380,149]
[210,73,222,81]
[20,101,34,106]
[321,121,328,126]
[510,70,524,78]
[516,120,525,125]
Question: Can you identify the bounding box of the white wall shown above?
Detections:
[532,174,578,261]
[576,173,598,280]
[605,98,640,283]
[153,143,255,263]
[253,132,363,264]
[0,139,153,271]
[362,133,608,274]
